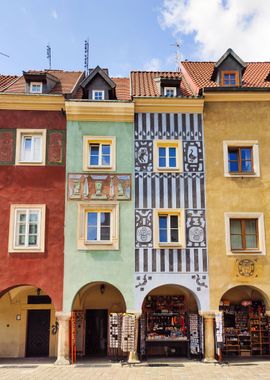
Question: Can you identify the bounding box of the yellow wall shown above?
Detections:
[204,101,270,310]
[0,287,57,357]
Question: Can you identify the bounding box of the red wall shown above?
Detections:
[0,110,65,310]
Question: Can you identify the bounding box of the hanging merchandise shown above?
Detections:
[189,313,201,355]
[109,313,121,349]
[215,312,223,345]
[121,314,136,352]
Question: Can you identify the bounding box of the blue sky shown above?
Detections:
[0,0,269,76]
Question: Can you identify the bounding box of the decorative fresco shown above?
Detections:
[183,141,204,172]
[185,210,206,248]
[135,209,153,248]
[46,130,65,165]
[135,141,153,172]
[0,129,15,164]
[68,173,131,201]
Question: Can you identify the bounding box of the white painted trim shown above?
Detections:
[164,87,177,97]
[92,90,105,100]
[30,82,43,94]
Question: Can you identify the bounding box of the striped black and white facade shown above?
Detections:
[134,112,210,311]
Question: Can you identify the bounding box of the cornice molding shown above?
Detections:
[0,94,65,111]
[65,101,134,122]
[134,97,204,113]
[204,92,270,102]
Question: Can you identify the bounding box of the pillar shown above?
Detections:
[202,312,216,363]
[127,311,141,364]
[55,312,71,365]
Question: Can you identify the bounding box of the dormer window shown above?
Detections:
[164,87,177,97]
[92,90,105,100]
[221,71,239,86]
[30,82,43,94]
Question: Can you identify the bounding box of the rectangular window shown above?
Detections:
[83,136,116,172]
[159,214,179,243]
[30,82,43,94]
[89,143,111,167]
[87,211,111,242]
[164,87,177,97]
[154,140,182,172]
[92,90,105,100]
[158,146,176,169]
[20,135,42,162]
[9,204,46,253]
[221,71,239,86]
[230,219,258,250]
[228,147,253,174]
[153,208,185,248]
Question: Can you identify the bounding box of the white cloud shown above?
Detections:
[160,0,270,61]
[51,10,58,20]
[143,58,162,71]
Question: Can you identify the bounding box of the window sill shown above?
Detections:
[227,250,264,256]
[225,172,259,178]
[157,242,184,248]
[9,248,44,253]
[155,167,181,173]
[85,241,112,245]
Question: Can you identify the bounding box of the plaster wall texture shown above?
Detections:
[0,110,65,311]
[204,101,270,310]
[63,121,134,312]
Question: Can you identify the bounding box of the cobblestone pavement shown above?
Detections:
[1,359,270,380]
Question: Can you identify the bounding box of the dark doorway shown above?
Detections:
[85,309,108,356]
[26,310,50,357]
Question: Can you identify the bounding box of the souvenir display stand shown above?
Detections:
[220,300,270,357]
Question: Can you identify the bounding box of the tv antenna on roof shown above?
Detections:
[170,40,181,71]
[0,51,9,58]
[84,38,89,74]
[46,44,52,69]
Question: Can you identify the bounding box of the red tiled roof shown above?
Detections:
[3,70,83,95]
[111,77,131,100]
[181,61,270,94]
[130,71,193,97]
[0,75,19,92]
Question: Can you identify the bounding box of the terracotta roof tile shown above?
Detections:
[181,61,270,94]
[0,75,19,92]
[3,70,83,95]
[130,71,194,97]
[111,77,131,100]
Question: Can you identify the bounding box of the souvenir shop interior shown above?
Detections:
[139,285,203,359]
[219,286,270,358]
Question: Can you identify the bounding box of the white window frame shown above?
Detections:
[15,129,46,166]
[153,208,185,248]
[77,202,119,250]
[223,140,260,177]
[89,142,111,167]
[224,212,266,256]
[92,90,105,100]
[83,136,116,172]
[153,140,183,172]
[9,204,46,253]
[164,87,177,97]
[85,211,112,243]
[30,82,43,94]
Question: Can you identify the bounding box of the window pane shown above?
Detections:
[19,224,26,234]
[241,148,251,159]
[18,235,25,245]
[169,157,176,167]
[159,229,167,243]
[246,235,257,249]
[245,220,256,234]
[101,212,110,226]
[229,161,239,172]
[159,147,166,157]
[242,160,252,172]
[87,227,97,241]
[90,145,99,165]
[159,157,166,167]
[29,224,37,234]
[169,147,176,157]
[88,212,97,226]
[29,212,38,222]
[19,213,26,222]
[24,138,32,151]
[102,155,110,166]
[171,229,179,242]
[230,220,241,234]
[101,226,110,240]
[170,215,178,228]
[33,137,41,161]
[231,235,242,250]
[102,145,110,155]
[28,235,37,246]
[159,216,167,229]
[228,150,238,161]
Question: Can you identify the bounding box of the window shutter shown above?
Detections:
[0,129,16,165]
[46,130,65,165]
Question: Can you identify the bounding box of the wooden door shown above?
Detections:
[26,310,50,357]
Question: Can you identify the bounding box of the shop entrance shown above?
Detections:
[26,310,50,357]
[71,282,126,361]
[219,286,270,358]
[140,284,202,360]
[85,309,108,355]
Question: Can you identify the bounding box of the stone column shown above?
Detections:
[55,312,71,365]
[202,312,217,363]
[127,311,141,364]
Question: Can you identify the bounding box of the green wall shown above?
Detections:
[63,120,134,312]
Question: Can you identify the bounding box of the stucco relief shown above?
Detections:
[135,141,153,172]
[186,210,206,248]
[183,141,204,172]
[135,209,153,248]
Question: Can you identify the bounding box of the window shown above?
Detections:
[83,136,116,172]
[77,202,119,250]
[221,71,239,86]
[225,212,265,255]
[92,90,105,100]
[86,211,111,242]
[153,140,182,172]
[164,87,177,97]
[30,82,43,94]
[223,141,260,177]
[16,129,46,166]
[9,204,46,253]
[153,209,185,248]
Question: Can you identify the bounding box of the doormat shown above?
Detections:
[148,363,184,367]
[0,365,38,369]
